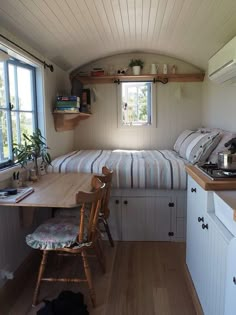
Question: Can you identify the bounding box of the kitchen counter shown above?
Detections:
[185,165,236,190]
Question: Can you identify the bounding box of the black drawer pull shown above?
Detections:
[124,200,128,205]
[233,277,236,285]
[191,188,197,193]
[202,223,208,230]
[115,200,119,204]
[198,217,204,222]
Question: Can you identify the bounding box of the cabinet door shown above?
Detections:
[225,239,236,315]
[186,176,208,309]
[145,196,172,241]
[107,197,122,240]
[122,196,172,241]
[122,197,147,241]
[205,214,231,315]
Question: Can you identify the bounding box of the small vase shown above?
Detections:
[132,66,141,75]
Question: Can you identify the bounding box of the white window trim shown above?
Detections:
[0,40,46,177]
[117,81,157,129]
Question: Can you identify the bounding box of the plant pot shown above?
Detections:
[132,66,141,75]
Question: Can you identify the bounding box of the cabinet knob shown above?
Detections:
[115,200,119,204]
[191,188,197,193]
[233,277,236,285]
[124,200,128,205]
[198,217,204,222]
[202,223,208,230]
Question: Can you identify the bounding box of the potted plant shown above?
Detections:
[128,59,144,75]
[13,128,51,180]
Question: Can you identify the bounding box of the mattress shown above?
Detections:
[48,149,188,190]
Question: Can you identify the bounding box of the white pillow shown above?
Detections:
[173,130,196,153]
[175,130,221,164]
[197,128,236,163]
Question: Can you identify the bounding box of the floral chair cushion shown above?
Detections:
[26,217,91,250]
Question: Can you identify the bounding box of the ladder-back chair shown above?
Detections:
[26,176,105,307]
[95,166,114,247]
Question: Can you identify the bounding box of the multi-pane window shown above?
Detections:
[0,58,37,168]
[121,81,152,126]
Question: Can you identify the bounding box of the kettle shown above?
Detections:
[218,138,236,170]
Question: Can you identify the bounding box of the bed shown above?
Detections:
[47,128,225,242]
[48,149,188,190]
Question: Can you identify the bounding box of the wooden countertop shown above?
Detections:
[185,165,236,191]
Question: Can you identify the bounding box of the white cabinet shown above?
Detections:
[225,239,236,315]
[107,196,122,240]
[186,176,209,310]
[122,196,173,241]
[205,214,232,315]
[186,175,234,315]
[108,194,176,241]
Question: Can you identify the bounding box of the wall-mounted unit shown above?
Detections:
[208,36,236,84]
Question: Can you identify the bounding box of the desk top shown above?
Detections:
[0,173,93,208]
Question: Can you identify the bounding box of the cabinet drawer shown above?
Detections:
[187,176,207,211]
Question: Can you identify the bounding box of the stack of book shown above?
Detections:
[0,187,34,204]
[54,96,80,113]
[91,67,105,76]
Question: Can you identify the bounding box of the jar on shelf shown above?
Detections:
[171,65,177,74]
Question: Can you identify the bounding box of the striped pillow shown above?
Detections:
[175,130,221,164]
[174,130,196,153]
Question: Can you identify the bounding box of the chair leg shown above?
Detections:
[81,251,96,307]
[94,239,106,274]
[32,250,48,306]
[101,217,114,247]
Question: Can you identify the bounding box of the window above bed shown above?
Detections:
[118,81,156,127]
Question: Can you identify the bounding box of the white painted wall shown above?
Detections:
[74,53,203,149]
[202,75,236,132]
[44,64,74,158]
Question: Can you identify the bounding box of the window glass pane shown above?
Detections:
[9,64,16,109]
[20,112,33,137]
[0,110,10,161]
[0,62,6,108]
[11,111,20,144]
[0,58,37,168]
[17,66,33,111]
[122,82,151,126]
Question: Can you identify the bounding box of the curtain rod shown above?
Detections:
[0,33,54,72]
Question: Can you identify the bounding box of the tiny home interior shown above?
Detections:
[1,1,236,314]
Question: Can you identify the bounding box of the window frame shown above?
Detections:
[0,57,38,169]
[117,80,157,129]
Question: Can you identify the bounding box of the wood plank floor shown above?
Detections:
[6,242,196,315]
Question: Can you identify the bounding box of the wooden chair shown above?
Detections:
[53,166,114,247]
[95,166,114,247]
[26,176,105,307]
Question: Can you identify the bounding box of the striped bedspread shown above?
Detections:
[48,150,188,190]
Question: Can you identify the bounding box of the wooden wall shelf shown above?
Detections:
[53,112,91,132]
[74,73,205,84]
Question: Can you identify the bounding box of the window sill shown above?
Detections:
[0,162,33,183]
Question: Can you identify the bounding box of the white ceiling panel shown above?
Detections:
[0,0,236,71]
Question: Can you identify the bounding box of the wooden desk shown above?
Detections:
[0,172,93,226]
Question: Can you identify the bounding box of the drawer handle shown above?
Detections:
[198,217,204,222]
[233,277,236,285]
[202,223,208,230]
[191,188,197,193]
[124,200,128,205]
[115,200,119,204]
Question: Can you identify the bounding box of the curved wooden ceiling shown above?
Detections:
[0,0,236,71]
